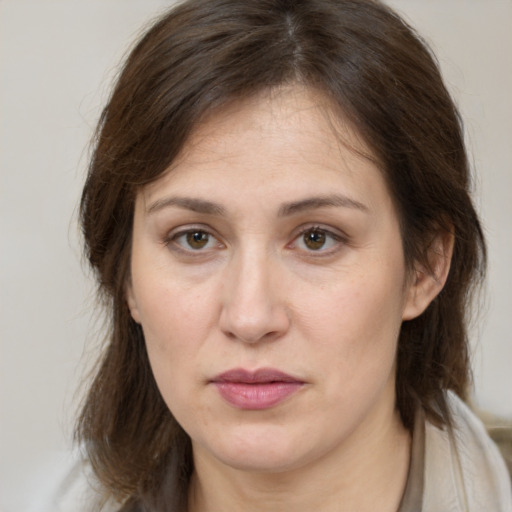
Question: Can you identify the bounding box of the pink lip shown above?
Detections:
[211,368,304,410]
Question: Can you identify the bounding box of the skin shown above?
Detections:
[126,86,450,511]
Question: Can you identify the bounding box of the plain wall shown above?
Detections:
[1,1,511,510]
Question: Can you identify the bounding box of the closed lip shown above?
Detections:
[211,368,305,410]
[211,367,304,384]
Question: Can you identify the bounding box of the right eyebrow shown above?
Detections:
[146,196,226,216]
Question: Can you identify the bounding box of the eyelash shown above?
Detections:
[163,225,347,257]
[289,225,347,256]
[164,226,224,255]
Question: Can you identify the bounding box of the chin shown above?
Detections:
[217,449,305,474]
[200,424,316,474]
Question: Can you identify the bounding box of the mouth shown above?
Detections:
[211,368,305,410]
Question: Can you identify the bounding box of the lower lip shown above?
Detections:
[213,382,303,410]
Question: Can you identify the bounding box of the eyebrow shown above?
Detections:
[146,193,368,217]
[146,196,226,216]
[278,194,369,216]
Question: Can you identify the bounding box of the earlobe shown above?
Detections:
[125,283,141,324]
[402,230,454,321]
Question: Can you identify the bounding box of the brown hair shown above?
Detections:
[77,0,486,509]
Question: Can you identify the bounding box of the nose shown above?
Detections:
[219,248,290,344]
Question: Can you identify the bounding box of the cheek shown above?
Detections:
[300,264,404,337]
[138,281,214,352]
[135,279,217,423]
[130,260,221,391]
[294,265,405,384]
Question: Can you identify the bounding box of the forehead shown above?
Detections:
[179,86,371,166]
[140,85,389,210]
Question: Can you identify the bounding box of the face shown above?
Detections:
[127,86,424,475]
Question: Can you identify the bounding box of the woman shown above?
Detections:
[74,0,511,510]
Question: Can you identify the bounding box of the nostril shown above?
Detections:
[223,328,287,345]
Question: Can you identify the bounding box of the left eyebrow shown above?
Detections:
[278,194,369,217]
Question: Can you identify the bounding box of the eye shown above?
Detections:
[293,227,343,253]
[170,229,222,251]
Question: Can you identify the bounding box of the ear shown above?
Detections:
[402,230,454,321]
[125,282,141,324]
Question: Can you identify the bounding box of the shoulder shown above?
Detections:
[422,391,512,511]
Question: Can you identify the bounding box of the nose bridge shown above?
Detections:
[220,240,288,343]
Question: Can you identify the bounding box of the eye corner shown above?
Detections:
[163,225,225,256]
[288,224,348,257]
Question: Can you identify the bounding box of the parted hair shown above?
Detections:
[77,0,486,509]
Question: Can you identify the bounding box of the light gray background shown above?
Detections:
[1,1,511,510]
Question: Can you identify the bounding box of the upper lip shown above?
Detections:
[212,368,303,384]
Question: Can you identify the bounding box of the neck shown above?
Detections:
[188,408,411,512]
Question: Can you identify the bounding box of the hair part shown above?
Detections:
[77,0,486,508]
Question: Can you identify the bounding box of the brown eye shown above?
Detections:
[303,229,326,250]
[169,228,223,254]
[185,230,210,249]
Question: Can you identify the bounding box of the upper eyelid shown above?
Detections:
[162,223,348,250]
[292,224,348,241]
[301,223,352,247]
[285,226,348,256]
[165,223,344,237]
[164,229,224,256]
[166,224,219,239]
[163,225,220,247]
